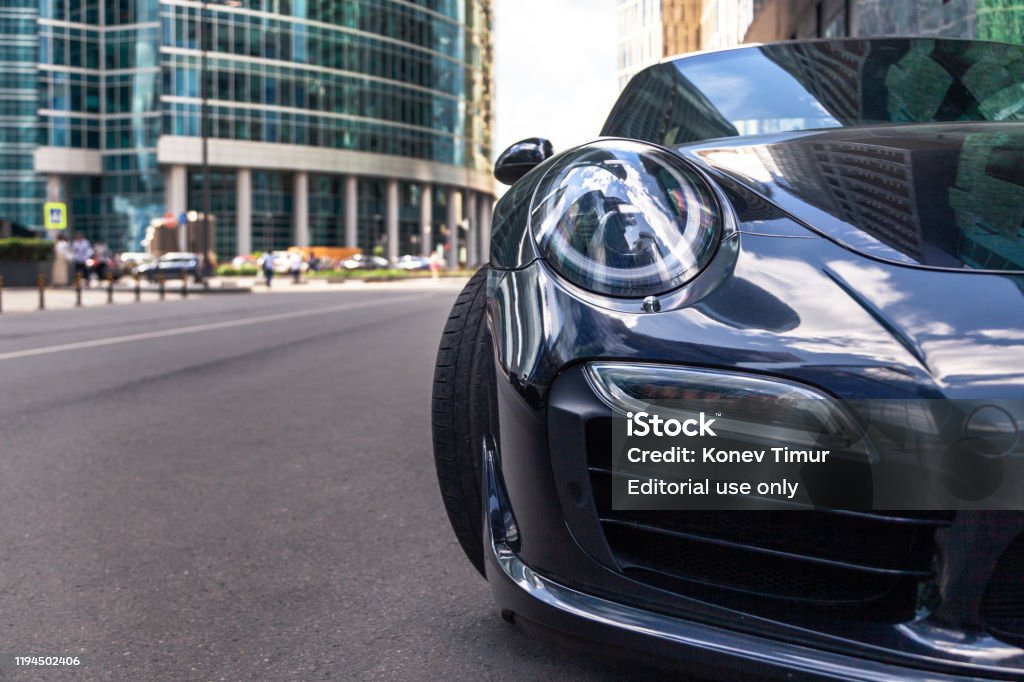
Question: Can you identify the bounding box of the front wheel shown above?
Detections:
[431,266,496,577]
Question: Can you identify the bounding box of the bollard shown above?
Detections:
[181,273,188,299]
[134,274,141,302]
[75,273,82,307]
[159,273,165,300]
[0,273,4,314]
[107,273,114,304]
[37,273,46,310]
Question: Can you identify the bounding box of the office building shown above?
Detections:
[6,0,496,266]
[616,0,704,91]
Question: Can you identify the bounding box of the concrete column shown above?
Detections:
[236,168,252,256]
[385,178,399,263]
[447,187,461,269]
[479,195,492,265]
[345,175,358,248]
[419,183,432,257]
[465,191,478,267]
[165,164,188,251]
[293,171,309,247]
[46,175,63,201]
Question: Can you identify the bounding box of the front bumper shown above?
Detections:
[486,361,1024,679]
[488,537,985,681]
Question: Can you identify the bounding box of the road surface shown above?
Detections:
[0,284,657,680]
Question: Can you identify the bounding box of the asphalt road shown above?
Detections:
[0,285,652,680]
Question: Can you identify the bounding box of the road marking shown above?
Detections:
[0,294,427,361]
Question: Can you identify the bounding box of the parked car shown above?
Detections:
[118,252,153,275]
[341,253,389,270]
[394,255,431,271]
[432,37,1024,679]
[137,252,200,282]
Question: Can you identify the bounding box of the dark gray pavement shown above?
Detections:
[0,285,649,680]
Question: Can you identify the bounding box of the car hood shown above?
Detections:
[668,123,1024,397]
[739,237,1024,397]
[677,122,1024,273]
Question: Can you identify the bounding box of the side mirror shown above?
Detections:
[494,138,554,185]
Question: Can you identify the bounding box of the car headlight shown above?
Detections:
[585,362,863,451]
[529,140,722,297]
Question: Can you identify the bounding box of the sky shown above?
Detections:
[492,0,619,164]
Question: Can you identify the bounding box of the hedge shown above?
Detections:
[217,264,259,276]
[0,238,53,262]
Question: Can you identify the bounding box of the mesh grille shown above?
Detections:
[982,533,1024,647]
[585,416,946,621]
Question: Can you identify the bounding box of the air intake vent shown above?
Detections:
[982,533,1024,647]
[585,416,949,622]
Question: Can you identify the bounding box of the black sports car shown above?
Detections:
[433,38,1024,679]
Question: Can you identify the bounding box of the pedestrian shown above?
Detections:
[290,251,302,283]
[429,251,440,280]
[93,239,109,282]
[307,252,318,274]
[70,232,92,287]
[260,250,275,287]
[52,234,71,286]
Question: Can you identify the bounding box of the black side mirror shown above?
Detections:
[494,138,554,185]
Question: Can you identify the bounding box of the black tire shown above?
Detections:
[432,265,496,577]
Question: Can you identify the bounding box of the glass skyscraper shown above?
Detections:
[0,0,44,233]
[13,0,495,265]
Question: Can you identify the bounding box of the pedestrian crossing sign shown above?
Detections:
[44,202,67,230]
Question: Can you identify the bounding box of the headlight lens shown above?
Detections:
[530,140,722,297]
[585,363,864,451]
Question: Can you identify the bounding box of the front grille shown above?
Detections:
[585,417,949,622]
[982,533,1024,647]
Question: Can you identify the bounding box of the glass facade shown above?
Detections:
[357,177,385,255]
[33,0,162,246]
[399,181,421,255]
[252,170,294,252]
[431,185,451,252]
[188,168,237,258]
[159,0,482,166]
[309,174,346,248]
[6,0,494,261]
[0,1,44,231]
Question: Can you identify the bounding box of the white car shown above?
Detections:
[341,253,389,270]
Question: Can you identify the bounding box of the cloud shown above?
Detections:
[493,0,619,163]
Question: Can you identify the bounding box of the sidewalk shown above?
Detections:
[240,275,470,294]
[0,276,469,313]
[0,280,231,313]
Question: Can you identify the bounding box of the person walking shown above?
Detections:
[92,239,109,282]
[429,251,440,280]
[70,233,92,286]
[52,234,71,286]
[260,250,275,287]
[290,251,302,283]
